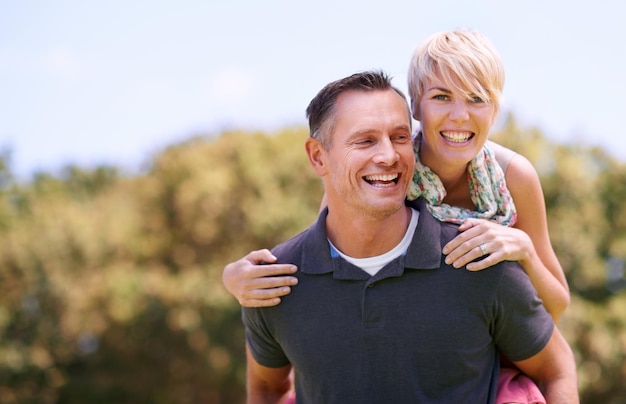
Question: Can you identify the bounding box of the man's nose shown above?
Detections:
[373,137,399,165]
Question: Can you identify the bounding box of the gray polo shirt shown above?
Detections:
[243,199,553,403]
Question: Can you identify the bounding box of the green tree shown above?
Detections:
[0,121,624,402]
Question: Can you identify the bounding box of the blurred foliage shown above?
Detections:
[0,120,624,402]
[492,114,626,403]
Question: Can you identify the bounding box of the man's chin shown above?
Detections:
[361,200,406,218]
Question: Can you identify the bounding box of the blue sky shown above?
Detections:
[2,0,625,179]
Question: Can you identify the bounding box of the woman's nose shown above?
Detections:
[449,100,470,122]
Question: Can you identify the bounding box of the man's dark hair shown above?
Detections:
[305,70,410,148]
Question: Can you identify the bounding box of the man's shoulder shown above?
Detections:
[437,220,461,240]
[271,210,328,264]
[271,226,313,260]
[406,200,524,273]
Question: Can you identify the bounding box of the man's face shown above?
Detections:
[316,89,414,218]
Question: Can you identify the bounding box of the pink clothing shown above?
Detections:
[283,367,544,404]
[496,367,546,404]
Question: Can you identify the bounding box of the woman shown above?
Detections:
[223,29,569,403]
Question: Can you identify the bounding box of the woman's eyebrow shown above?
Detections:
[427,86,451,93]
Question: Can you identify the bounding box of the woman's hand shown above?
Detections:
[442,218,533,271]
[222,249,298,307]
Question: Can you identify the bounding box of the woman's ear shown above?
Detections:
[411,98,421,120]
[305,137,327,176]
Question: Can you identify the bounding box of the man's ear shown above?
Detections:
[305,137,327,176]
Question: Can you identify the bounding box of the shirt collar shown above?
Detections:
[300,199,443,279]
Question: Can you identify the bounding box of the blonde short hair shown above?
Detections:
[407,29,505,116]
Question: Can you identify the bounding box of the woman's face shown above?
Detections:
[414,71,497,170]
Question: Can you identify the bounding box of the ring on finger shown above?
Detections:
[479,244,488,256]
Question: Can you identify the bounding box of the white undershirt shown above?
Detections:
[328,208,419,276]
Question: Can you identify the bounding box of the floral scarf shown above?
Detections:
[406,133,517,226]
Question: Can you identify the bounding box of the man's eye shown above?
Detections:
[393,134,410,142]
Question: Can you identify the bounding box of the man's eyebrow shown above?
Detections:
[393,124,412,132]
[350,124,411,136]
[348,129,377,138]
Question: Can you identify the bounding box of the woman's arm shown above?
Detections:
[222,195,330,309]
[443,153,569,321]
[222,249,298,308]
[506,154,569,313]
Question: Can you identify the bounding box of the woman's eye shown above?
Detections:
[433,94,449,101]
[469,95,485,103]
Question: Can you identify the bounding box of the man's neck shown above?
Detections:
[325,205,412,258]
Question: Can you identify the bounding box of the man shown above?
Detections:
[243,70,578,403]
